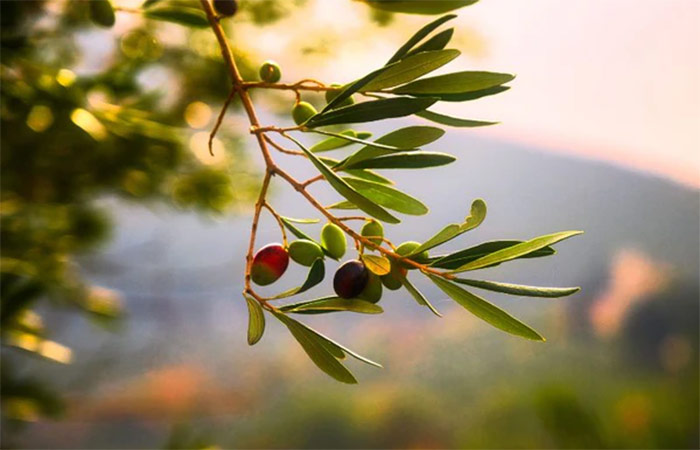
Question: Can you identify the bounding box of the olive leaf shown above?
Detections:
[281,217,320,224]
[310,130,358,153]
[345,169,394,185]
[280,296,384,314]
[451,230,583,273]
[392,71,515,96]
[364,0,479,16]
[406,85,511,102]
[320,62,400,113]
[452,279,581,298]
[401,276,442,317]
[269,258,325,299]
[143,5,209,28]
[245,295,265,346]
[285,134,401,224]
[343,177,428,215]
[306,97,438,128]
[309,129,420,152]
[386,14,457,64]
[429,275,545,341]
[416,110,498,128]
[363,49,461,92]
[362,254,391,275]
[410,199,487,255]
[429,240,555,270]
[404,28,454,57]
[341,152,456,170]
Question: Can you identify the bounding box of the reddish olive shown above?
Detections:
[333,259,369,299]
[213,0,237,17]
[251,243,289,286]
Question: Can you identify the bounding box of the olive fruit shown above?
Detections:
[90,0,116,28]
[333,259,369,299]
[325,83,355,107]
[320,223,346,259]
[361,220,384,246]
[288,239,324,266]
[381,259,406,290]
[292,101,317,125]
[259,60,281,83]
[251,243,289,286]
[213,0,238,17]
[395,241,429,268]
[359,272,383,303]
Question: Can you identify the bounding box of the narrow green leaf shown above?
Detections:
[362,254,391,275]
[392,71,515,95]
[411,85,511,102]
[310,129,419,152]
[452,230,583,273]
[285,134,401,224]
[344,177,428,215]
[429,275,545,341]
[405,28,454,57]
[309,130,358,153]
[366,0,478,16]
[363,49,460,91]
[411,199,487,255]
[320,63,398,113]
[90,0,116,27]
[344,152,456,170]
[280,296,384,314]
[144,5,209,28]
[270,259,325,299]
[416,110,498,128]
[327,200,357,210]
[338,126,445,169]
[274,312,357,383]
[245,295,265,345]
[429,240,556,270]
[280,217,337,259]
[452,278,581,298]
[281,217,320,224]
[345,169,394,185]
[386,14,457,64]
[306,97,438,128]
[401,276,442,317]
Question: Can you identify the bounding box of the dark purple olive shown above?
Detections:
[214,0,237,17]
[333,259,369,299]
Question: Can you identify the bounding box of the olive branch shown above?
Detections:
[198,0,582,383]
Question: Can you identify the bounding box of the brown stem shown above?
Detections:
[209,87,236,156]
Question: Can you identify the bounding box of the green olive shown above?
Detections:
[325,83,355,107]
[361,220,384,246]
[292,101,317,125]
[90,0,115,28]
[359,272,383,303]
[381,259,406,290]
[320,223,346,259]
[395,241,429,269]
[288,239,324,266]
[259,60,281,83]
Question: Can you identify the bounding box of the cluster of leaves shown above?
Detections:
[243,13,582,383]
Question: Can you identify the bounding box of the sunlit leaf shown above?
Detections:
[343,152,456,170]
[429,240,555,270]
[452,278,581,298]
[310,130,358,153]
[280,296,384,314]
[362,254,391,275]
[306,97,438,128]
[416,110,497,127]
[245,295,265,345]
[327,200,357,210]
[410,199,487,255]
[344,177,428,215]
[401,276,442,317]
[270,259,325,299]
[429,275,545,340]
[144,5,209,28]
[405,28,454,56]
[386,14,457,64]
[392,71,514,95]
[281,217,320,224]
[320,63,398,113]
[364,0,479,16]
[310,129,420,152]
[285,134,401,224]
[363,50,460,91]
[452,230,583,273]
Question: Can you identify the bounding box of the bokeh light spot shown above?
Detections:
[189,131,226,165]
[56,68,76,87]
[184,101,212,129]
[26,105,54,133]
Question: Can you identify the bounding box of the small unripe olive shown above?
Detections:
[333,259,369,299]
[320,223,346,259]
[251,243,289,286]
[356,131,373,140]
[359,272,383,303]
[361,220,384,246]
[292,101,317,125]
[325,83,355,107]
[381,259,406,290]
[259,60,281,83]
[288,239,324,266]
[214,0,238,17]
[395,241,429,269]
